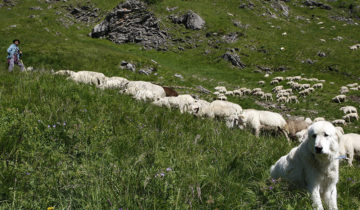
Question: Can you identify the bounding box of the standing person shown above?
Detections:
[7,39,25,72]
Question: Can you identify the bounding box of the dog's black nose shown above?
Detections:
[315,146,323,153]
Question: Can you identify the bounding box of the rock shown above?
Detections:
[138,67,155,75]
[222,52,246,69]
[67,5,100,23]
[170,10,205,30]
[166,6,178,12]
[196,86,211,94]
[303,0,332,10]
[90,0,169,50]
[30,6,42,10]
[221,32,242,43]
[126,63,136,72]
[271,1,290,17]
[174,73,184,79]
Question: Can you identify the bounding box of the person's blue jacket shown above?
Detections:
[7,43,20,60]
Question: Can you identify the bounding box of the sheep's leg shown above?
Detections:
[280,128,291,144]
[348,150,354,167]
[254,127,260,138]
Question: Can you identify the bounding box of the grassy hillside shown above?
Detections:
[1,0,360,209]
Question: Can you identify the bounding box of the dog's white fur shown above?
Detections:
[339,133,360,166]
[270,121,340,210]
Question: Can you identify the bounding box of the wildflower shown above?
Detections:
[47,207,54,210]
[160,173,165,177]
[166,167,172,172]
[271,178,276,184]
[347,177,352,181]
[48,125,51,128]
[53,124,56,128]
[38,120,41,123]
[269,186,273,190]
[63,122,66,126]
[26,172,30,175]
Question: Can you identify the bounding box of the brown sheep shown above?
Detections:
[286,119,310,140]
[162,87,178,97]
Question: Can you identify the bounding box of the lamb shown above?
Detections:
[239,109,290,142]
[253,91,265,98]
[233,89,243,96]
[276,92,290,98]
[54,70,76,76]
[343,113,359,122]
[312,83,323,89]
[332,119,346,126]
[286,119,311,140]
[339,133,360,166]
[340,106,357,114]
[121,81,166,102]
[350,87,359,91]
[299,84,311,90]
[214,86,227,93]
[67,71,107,86]
[152,94,195,113]
[190,100,243,128]
[252,88,262,94]
[332,95,346,103]
[98,76,129,90]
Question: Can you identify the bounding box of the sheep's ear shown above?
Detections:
[335,129,343,142]
[195,107,199,114]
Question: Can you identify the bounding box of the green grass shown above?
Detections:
[1,0,360,208]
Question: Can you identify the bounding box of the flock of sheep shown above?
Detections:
[53,69,359,165]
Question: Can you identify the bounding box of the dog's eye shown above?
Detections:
[312,134,317,138]
[324,133,329,137]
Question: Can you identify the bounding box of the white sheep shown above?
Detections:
[253,91,265,98]
[67,71,107,86]
[271,80,280,85]
[258,81,265,85]
[152,94,195,113]
[312,83,323,89]
[272,86,283,93]
[343,113,359,122]
[214,86,227,93]
[332,119,346,126]
[287,95,299,103]
[349,44,360,50]
[313,117,326,122]
[295,129,307,142]
[252,88,262,93]
[233,89,243,96]
[239,109,290,142]
[299,89,311,97]
[350,87,359,91]
[277,96,288,103]
[216,94,227,101]
[346,83,358,88]
[98,77,129,90]
[262,93,273,101]
[54,70,76,76]
[340,106,357,114]
[332,95,346,103]
[340,86,349,94]
[225,91,234,96]
[273,76,284,81]
[121,81,166,102]
[191,100,243,128]
[299,84,311,90]
[339,133,360,166]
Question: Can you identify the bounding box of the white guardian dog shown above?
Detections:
[270,121,341,210]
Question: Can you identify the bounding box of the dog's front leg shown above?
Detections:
[322,184,338,210]
[308,184,324,210]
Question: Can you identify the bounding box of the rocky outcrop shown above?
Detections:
[222,52,246,69]
[170,10,205,30]
[90,0,168,50]
[303,0,332,10]
[67,5,100,23]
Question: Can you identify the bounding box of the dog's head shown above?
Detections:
[306,121,341,157]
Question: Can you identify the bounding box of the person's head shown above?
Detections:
[13,39,20,45]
